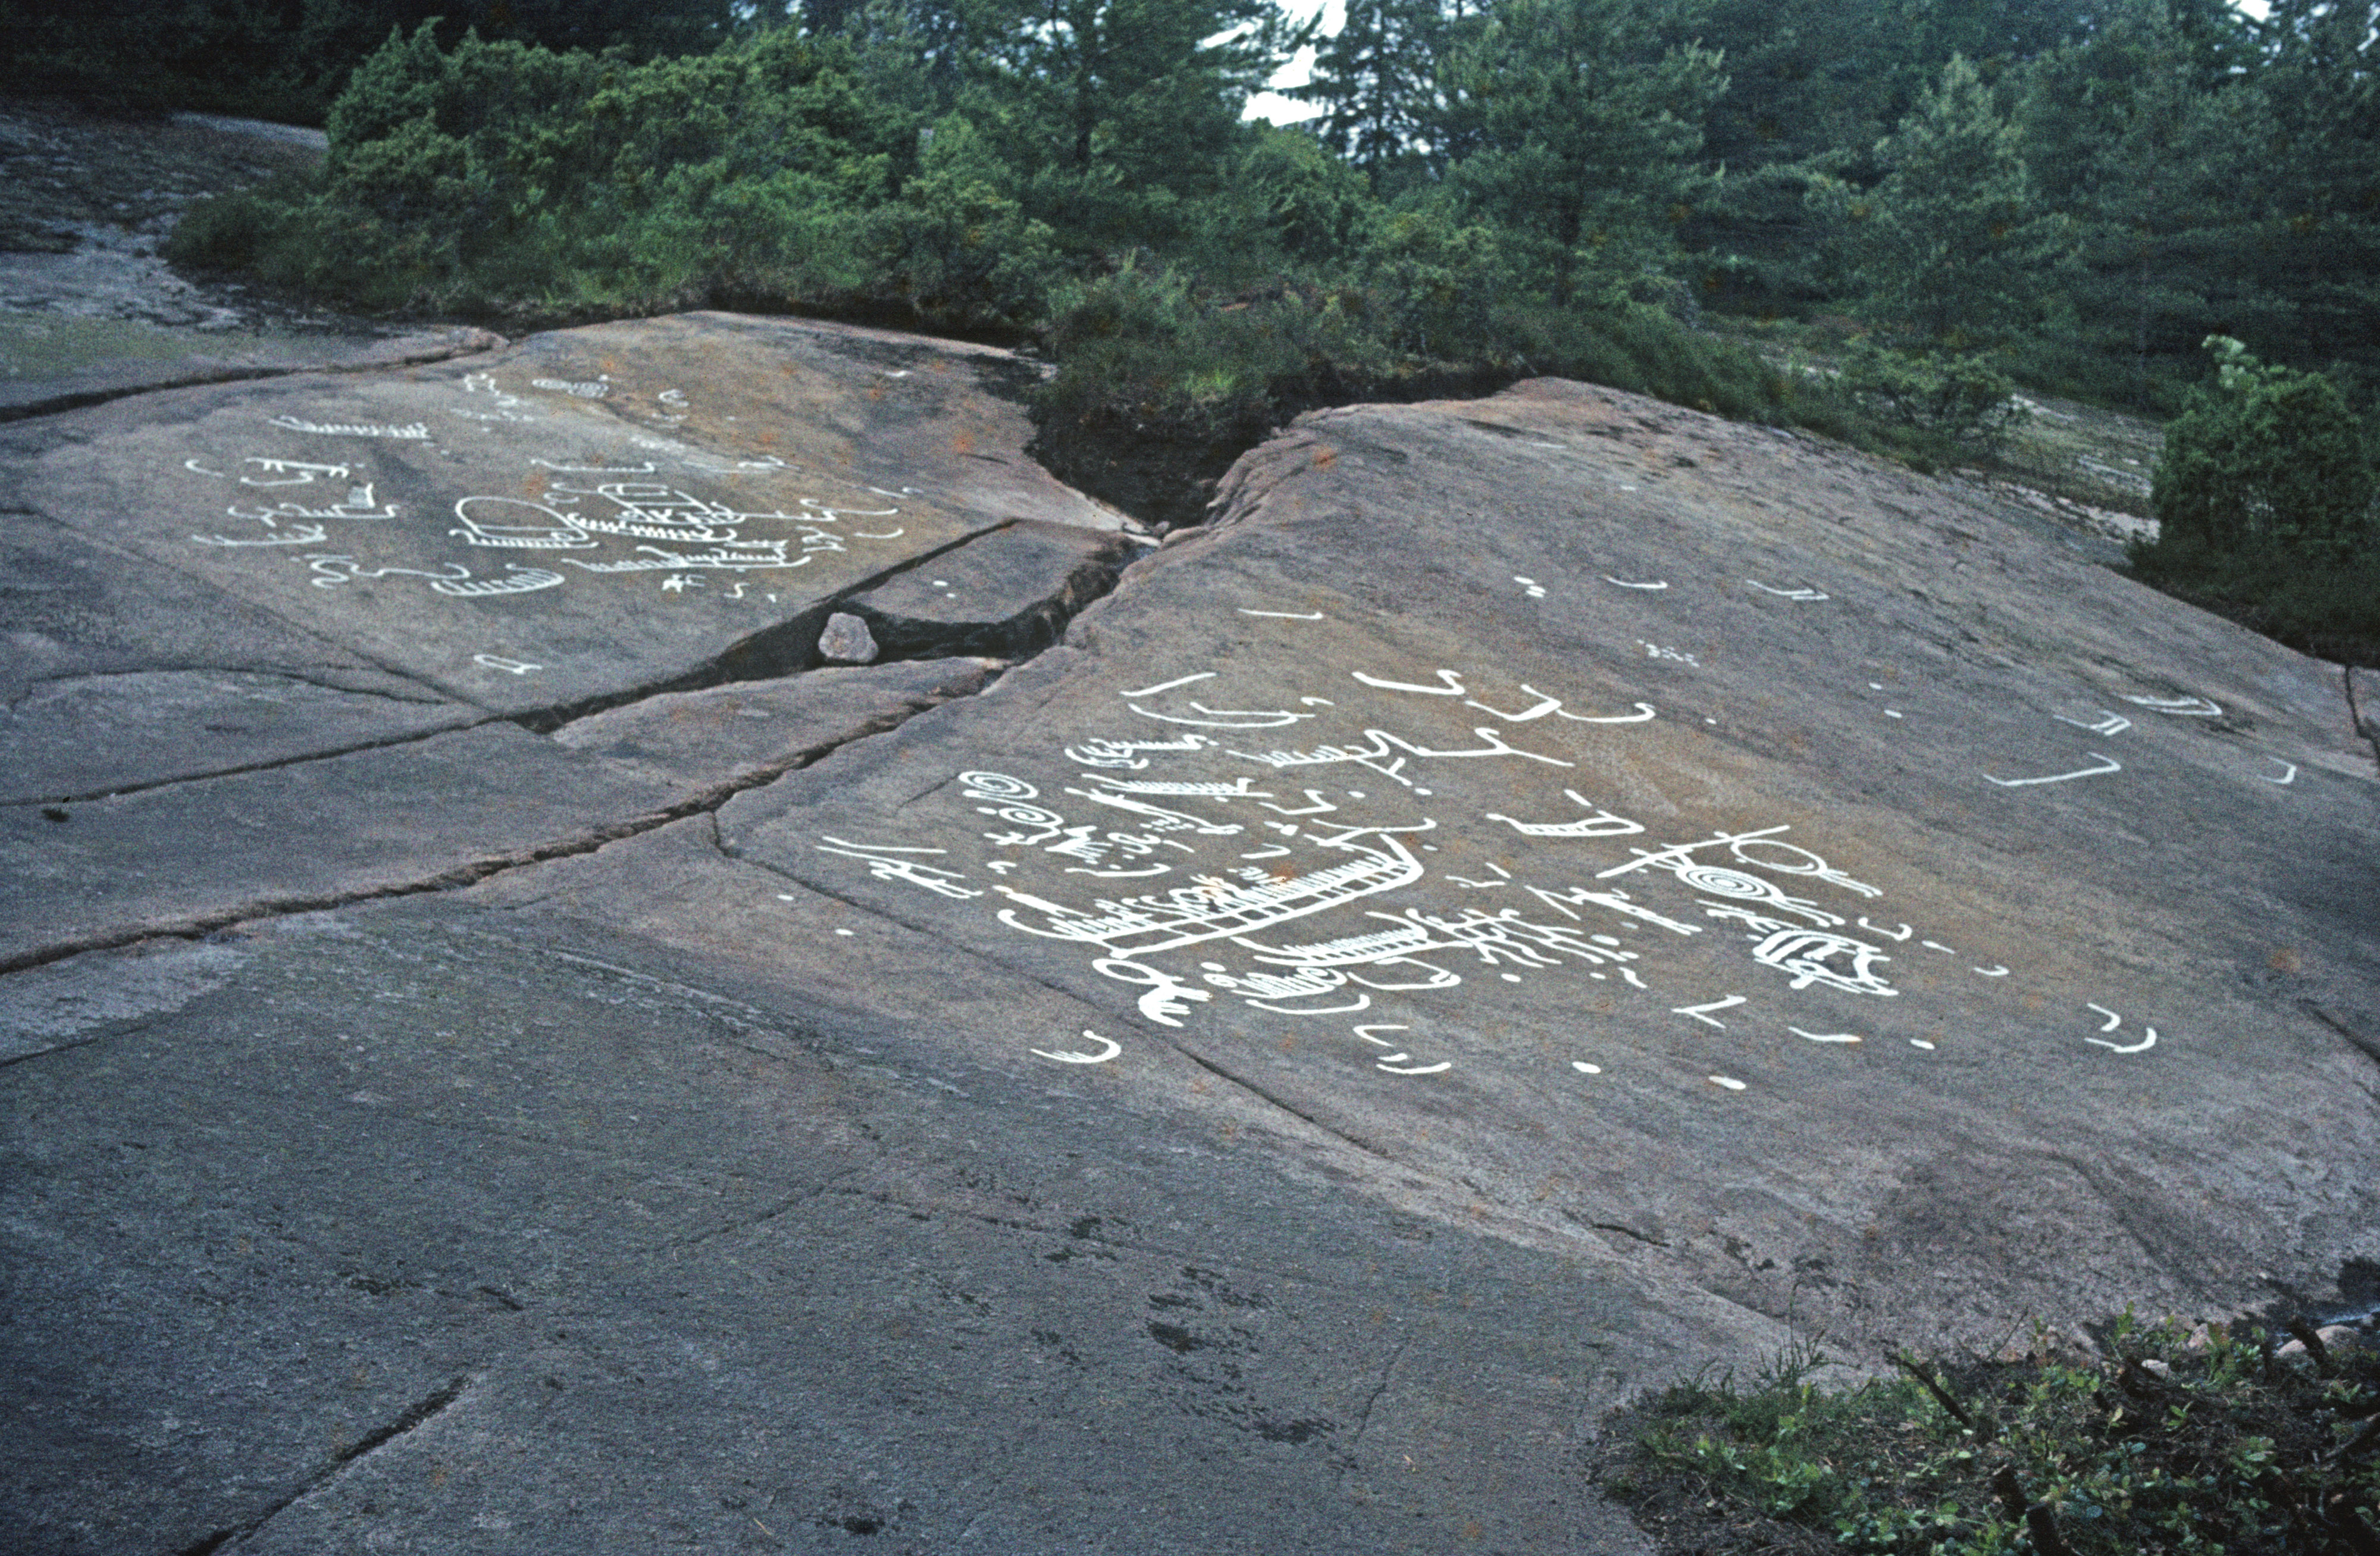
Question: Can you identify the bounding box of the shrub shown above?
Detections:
[1612,1314,2380,1555]
[2151,336,2376,555]
[1835,341,2030,455]
[2127,337,2380,666]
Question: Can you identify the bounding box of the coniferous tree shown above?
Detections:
[1291,0,1448,193]
[1443,0,1726,305]
[2251,0,2380,377]
[2016,0,2268,399]
[1821,53,2051,349]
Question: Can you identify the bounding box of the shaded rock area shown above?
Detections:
[3,320,2377,1556]
[0,102,456,416]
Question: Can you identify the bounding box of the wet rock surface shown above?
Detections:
[4,325,2377,1555]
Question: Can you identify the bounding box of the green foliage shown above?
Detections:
[2152,336,2376,553]
[1292,0,1450,193]
[1443,0,1726,306]
[0,0,740,124]
[1815,54,2053,351]
[2126,337,2380,665]
[1835,342,2029,455]
[1618,1316,2380,1554]
[168,25,931,319]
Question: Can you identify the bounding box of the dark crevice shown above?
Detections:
[1,712,496,807]
[171,1374,472,1556]
[0,334,502,425]
[2301,1000,2380,1068]
[0,659,1007,979]
[513,520,1044,736]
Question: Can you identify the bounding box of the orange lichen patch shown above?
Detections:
[1311,444,1338,469]
[952,431,975,456]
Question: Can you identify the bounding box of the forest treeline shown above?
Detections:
[8,0,2376,656]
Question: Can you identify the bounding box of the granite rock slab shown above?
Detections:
[7,351,2380,1556]
[721,377,2380,1353]
[843,518,1142,659]
[2,312,1123,724]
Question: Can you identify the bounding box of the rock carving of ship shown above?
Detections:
[994,834,1421,957]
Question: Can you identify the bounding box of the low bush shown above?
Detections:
[1834,342,2030,456]
[1610,1314,2380,1554]
[2124,339,2380,667]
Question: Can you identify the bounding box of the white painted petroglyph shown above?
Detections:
[1488,791,1646,838]
[1639,641,1699,665]
[226,486,397,524]
[1572,1060,1604,1073]
[1747,580,1830,601]
[2265,758,2298,785]
[303,555,471,590]
[1354,669,1467,696]
[1604,577,1669,590]
[815,837,984,899]
[1709,1075,1748,1091]
[2124,693,2222,716]
[473,654,541,674]
[1674,995,1747,1028]
[450,497,596,549]
[1225,727,1574,790]
[2056,710,2132,735]
[269,415,430,439]
[1095,959,1214,1025]
[1032,1031,1122,1063]
[1120,672,1217,697]
[804,648,2176,1082]
[1749,929,1898,996]
[193,524,328,547]
[1130,701,1314,730]
[531,458,656,474]
[992,834,1426,957]
[1066,734,1214,769]
[1239,608,1327,619]
[433,567,564,597]
[1526,885,1703,935]
[1983,753,2122,787]
[531,377,610,398]
[236,457,351,486]
[2084,1006,2159,1052]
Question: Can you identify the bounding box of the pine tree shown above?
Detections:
[1442,0,1725,306]
[1824,53,2051,349]
[1291,0,1447,193]
[2251,0,2380,377]
[2015,0,2268,400]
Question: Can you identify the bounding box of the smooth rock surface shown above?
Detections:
[845,517,1141,659]
[1,311,1124,722]
[722,378,2380,1352]
[5,342,2377,1556]
[550,656,996,787]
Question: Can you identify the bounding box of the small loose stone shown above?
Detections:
[818,612,880,664]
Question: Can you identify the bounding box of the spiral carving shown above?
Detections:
[959,771,1038,800]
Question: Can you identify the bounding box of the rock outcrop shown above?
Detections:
[4,325,2374,1556]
